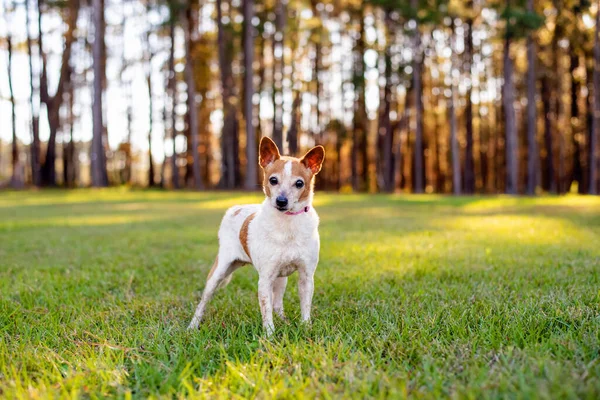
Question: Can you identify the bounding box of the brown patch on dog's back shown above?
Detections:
[239,212,256,260]
[233,208,242,216]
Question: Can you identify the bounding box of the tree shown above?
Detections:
[500,0,543,194]
[5,1,22,188]
[591,0,600,194]
[351,10,367,191]
[91,0,108,187]
[272,0,286,150]
[503,21,519,194]
[449,18,461,195]
[411,0,424,193]
[167,15,179,189]
[25,0,41,187]
[38,0,79,186]
[464,0,475,193]
[217,0,241,189]
[380,8,395,193]
[145,3,156,187]
[244,0,257,189]
[526,0,538,194]
[182,6,203,189]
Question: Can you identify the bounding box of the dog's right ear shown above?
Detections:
[259,137,281,168]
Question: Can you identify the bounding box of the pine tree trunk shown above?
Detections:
[168,19,179,189]
[311,0,322,144]
[503,34,519,194]
[526,0,538,195]
[39,0,78,186]
[464,15,475,193]
[352,13,367,191]
[450,21,461,195]
[63,81,76,187]
[541,76,555,192]
[91,0,108,187]
[244,0,257,189]
[288,92,301,155]
[272,0,285,150]
[590,3,600,194]
[380,10,394,193]
[412,0,424,193]
[7,30,22,188]
[217,0,240,188]
[182,8,203,190]
[570,53,584,193]
[145,9,155,187]
[26,0,41,186]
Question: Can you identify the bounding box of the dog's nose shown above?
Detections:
[276,196,288,208]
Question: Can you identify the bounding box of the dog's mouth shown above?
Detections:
[275,206,288,212]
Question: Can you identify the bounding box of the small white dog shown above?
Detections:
[188,137,325,335]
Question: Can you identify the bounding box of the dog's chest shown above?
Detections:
[251,216,317,269]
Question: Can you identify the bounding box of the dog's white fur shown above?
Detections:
[188,137,325,335]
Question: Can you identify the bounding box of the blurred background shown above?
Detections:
[0,0,598,195]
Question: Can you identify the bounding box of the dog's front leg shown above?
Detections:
[298,269,315,323]
[257,275,275,335]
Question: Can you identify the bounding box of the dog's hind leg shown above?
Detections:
[188,255,242,330]
[272,277,288,319]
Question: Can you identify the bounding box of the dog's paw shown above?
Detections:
[187,319,202,330]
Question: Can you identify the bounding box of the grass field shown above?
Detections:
[1,190,600,398]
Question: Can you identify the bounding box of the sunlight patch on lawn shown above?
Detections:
[461,195,600,214]
[0,214,167,229]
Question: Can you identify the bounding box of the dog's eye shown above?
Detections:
[295,180,304,189]
[269,177,278,185]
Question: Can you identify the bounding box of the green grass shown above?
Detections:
[1,189,600,398]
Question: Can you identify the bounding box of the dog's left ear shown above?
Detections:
[300,145,325,174]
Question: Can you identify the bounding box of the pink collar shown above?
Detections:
[285,206,310,216]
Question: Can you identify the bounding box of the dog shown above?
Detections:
[188,137,325,335]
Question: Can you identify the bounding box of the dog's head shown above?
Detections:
[259,137,325,214]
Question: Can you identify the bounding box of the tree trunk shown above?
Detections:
[146,76,155,187]
[7,28,22,188]
[590,3,600,194]
[63,80,76,187]
[288,92,301,155]
[552,9,565,193]
[412,0,424,193]
[91,0,107,187]
[464,14,475,193]
[25,0,41,186]
[39,0,78,186]
[311,0,322,144]
[380,10,394,193]
[145,9,155,187]
[526,0,538,195]
[570,53,584,193]
[503,33,519,194]
[243,0,257,189]
[168,18,179,189]
[351,13,367,191]
[541,76,555,193]
[182,8,203,190]
[272,0,285,150]
[217,0,240,189]
[450,21,461,195]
